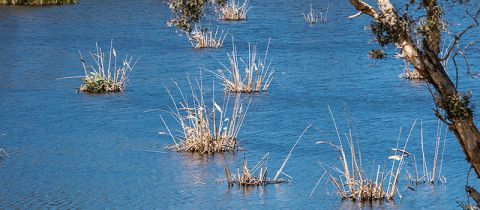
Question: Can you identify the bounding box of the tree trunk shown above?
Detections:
[451,118,480,176]
[421,40,480,177]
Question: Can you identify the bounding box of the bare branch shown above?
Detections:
[350,0,379,19]
[454,41,478,78]
[441,8,480,61]
[348,11,363,19]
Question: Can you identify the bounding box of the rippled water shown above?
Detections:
[0,0,479,209]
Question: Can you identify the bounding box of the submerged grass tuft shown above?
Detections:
[214,39,275,93]
[78,42,138,93]
[161,77,250,154]
[303,1,328,25]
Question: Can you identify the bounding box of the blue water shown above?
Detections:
[0,0,479,209]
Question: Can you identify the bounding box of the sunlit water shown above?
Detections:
[0,0,479,209]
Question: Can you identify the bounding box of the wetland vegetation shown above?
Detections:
[1,0,480,209]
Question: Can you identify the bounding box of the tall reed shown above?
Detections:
[314,107,413,201]
[219,0,250,21]
[161,77,250,154]
[214,39,275,93]
[405,120,447,184]
[79,42,138,93]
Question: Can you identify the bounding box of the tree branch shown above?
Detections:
[441,8,480,61]
[348,12,363,19]
[349,0,379,19]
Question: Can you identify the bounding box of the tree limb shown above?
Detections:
[348,12,363,19]
[350,0,379,19]
[441,8,480,61]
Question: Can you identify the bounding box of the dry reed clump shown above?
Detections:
[189,26,227,49]
[214,40,275,93]
[225,154,285,187]
[303,2,328,24]
[219,0,250,21]
[312,107,414,202]
[225,126,310,187]
[161,78,250,154]
[404,120,447,184]
[78,42,138,93]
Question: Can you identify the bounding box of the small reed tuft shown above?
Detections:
[399,70,425,80]
[214,39,275,93]
[225,154,285,187]
[189,26,227,49]
[219,0,250,21]
[303,2,328,24]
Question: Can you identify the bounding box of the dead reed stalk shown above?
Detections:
[189,26,227,49]
[214,39,275,93]
[313,106,413,202]
[219,0,250,21]
[78,41,138,93]
[405,120,447,184]
[0,134,7,160]
[161,77,250,154]
[0,148,7,160]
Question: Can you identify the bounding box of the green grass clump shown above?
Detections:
[0,0,76,5]
[78,42,138,94]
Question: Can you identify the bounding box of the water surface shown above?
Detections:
[0,0,479,209]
